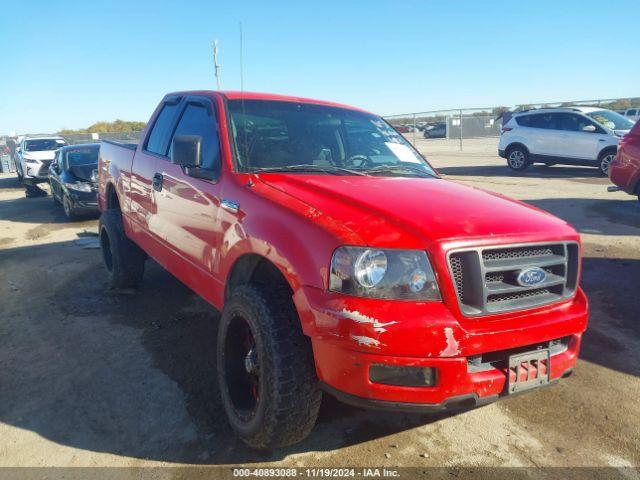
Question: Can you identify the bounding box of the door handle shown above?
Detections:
[152,173,163,192]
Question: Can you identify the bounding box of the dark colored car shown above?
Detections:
[609,120,640,202]
[49,143,100,218]
[424,122,446,138]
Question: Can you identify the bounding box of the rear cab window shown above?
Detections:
[144,101,181,156]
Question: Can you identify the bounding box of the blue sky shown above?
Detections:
[1,0,638,134]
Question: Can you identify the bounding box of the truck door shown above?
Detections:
[152,96,223,274]
[129,96,182,236]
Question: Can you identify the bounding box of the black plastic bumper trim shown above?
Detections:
[320,382,499,413]
[320,367,573,413]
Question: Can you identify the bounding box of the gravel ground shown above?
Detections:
[0,140,639,471]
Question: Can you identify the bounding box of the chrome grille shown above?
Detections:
[448,242,580,316]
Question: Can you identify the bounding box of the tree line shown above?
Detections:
[59,119,146,134]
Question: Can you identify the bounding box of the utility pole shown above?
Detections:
[213,39,221,90]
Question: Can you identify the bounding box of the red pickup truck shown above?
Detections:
[609,119,640,202]
[98,91,588,449]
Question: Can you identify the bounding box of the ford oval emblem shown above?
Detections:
[517,267,547,287]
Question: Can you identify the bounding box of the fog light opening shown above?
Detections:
[369,364,436,387]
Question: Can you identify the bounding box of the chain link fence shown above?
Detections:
[384,97,640,157]
[385,108,502,156]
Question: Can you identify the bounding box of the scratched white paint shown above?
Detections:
[439,327,460,357]
[350,335,382,348]
[340,309,398,333]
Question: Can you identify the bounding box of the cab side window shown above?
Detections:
[145,102,180,156]
[169,103,221,170]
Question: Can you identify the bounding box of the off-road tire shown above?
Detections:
[598,149,616,176]
[217,284,322,449]
[99,209,146,289]
[506,145,530,171]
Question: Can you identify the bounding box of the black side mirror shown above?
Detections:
[171,134,202,167]
[171,134,218,181]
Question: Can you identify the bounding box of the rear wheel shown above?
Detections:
[598,150,616,176]
[507,146,530,171]
[99,209,146,289]
[217,284,321,449]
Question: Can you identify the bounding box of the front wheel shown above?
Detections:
[506,147,530,171]
[62,194,76,219]
[598,151,616,176]
[217,284,321,449]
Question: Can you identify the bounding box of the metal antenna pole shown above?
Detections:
[239,22,244,92]
[213,39,221,90]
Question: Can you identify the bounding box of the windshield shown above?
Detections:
[228,100,436,177]
[64,147,99,167]
[587,110,635,131]
[25,138,67,151]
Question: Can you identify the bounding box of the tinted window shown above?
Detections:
[588,110,635,131]
[515,115,532,127]
[145,103,180,155]
[228,99,435,176]
[556,113,596,132]
[64,147,99,167]
[627,109,636,116]
[518,113,554,129]
[170,103,220,170]
[25,138,67,151]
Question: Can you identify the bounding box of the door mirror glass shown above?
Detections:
[171,135,202,167]
[582,125,597,133]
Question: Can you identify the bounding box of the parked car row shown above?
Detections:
[14,136,100,218]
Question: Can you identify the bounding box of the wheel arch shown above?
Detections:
[598,145,618,160]
[224,253,294,304]
[104,182,121,211]
[505,142,530,155]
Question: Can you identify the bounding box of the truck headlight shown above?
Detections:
[65,182,93,193]
[330,246,441,300]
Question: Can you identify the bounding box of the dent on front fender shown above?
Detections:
[293,285,464,357]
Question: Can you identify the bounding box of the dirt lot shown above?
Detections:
[1,140,639,470]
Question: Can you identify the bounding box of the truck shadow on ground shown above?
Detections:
[0,242,454,465]
[524,197,640,236]
[0,240,638,464]
[438,164,607,183]
[0,194,99,230]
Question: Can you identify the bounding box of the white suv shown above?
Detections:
[499,107,634,175]
[16,136,68,185]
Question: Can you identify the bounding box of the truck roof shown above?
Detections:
[165,90,371,114]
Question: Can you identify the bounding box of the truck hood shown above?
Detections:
[257,174,574,246]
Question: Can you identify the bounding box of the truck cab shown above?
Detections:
[98,91,588,449]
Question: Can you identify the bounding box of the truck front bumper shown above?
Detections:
[313,333,579,410]
[294,286,587,410]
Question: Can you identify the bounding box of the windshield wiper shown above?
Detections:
[361,164,435,178]
[248,164,368,176]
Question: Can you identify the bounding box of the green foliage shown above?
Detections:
[59,119,146,134]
